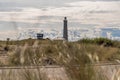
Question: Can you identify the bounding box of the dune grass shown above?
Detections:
[0,38,120,80]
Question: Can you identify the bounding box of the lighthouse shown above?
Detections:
[63,17,68,41]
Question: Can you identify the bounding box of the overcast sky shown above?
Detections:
[0,0,120,39]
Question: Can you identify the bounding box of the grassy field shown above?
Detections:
[0,38,120,80]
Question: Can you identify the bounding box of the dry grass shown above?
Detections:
[0,38,120,80]
[0,68,48,80]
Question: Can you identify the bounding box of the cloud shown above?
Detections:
[0,1,120,24]
[1,0,120,9]
[0,0,120,40]
[0,30,18,40]
[0,0,80,8]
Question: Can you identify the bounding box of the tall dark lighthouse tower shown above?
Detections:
[63,17,68,41]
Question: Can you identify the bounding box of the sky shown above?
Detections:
[0,0,120,40]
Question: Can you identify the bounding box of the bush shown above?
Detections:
[78,38,94,44]
[94,38,113,47]
[78,38,114,47]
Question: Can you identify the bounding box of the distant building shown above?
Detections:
[63,17,68,41]
[37,33,44,39]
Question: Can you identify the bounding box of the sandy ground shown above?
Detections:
[96,64,120,80]
[0,65,119,80]
[0,66,69,80]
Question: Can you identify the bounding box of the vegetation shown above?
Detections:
[0,38,120,80]
[78,38,114,47]
[0,69,48,80]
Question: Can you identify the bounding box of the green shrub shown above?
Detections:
[94,38,113,47]
[78,38,94,44]
[78,38,114,47]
